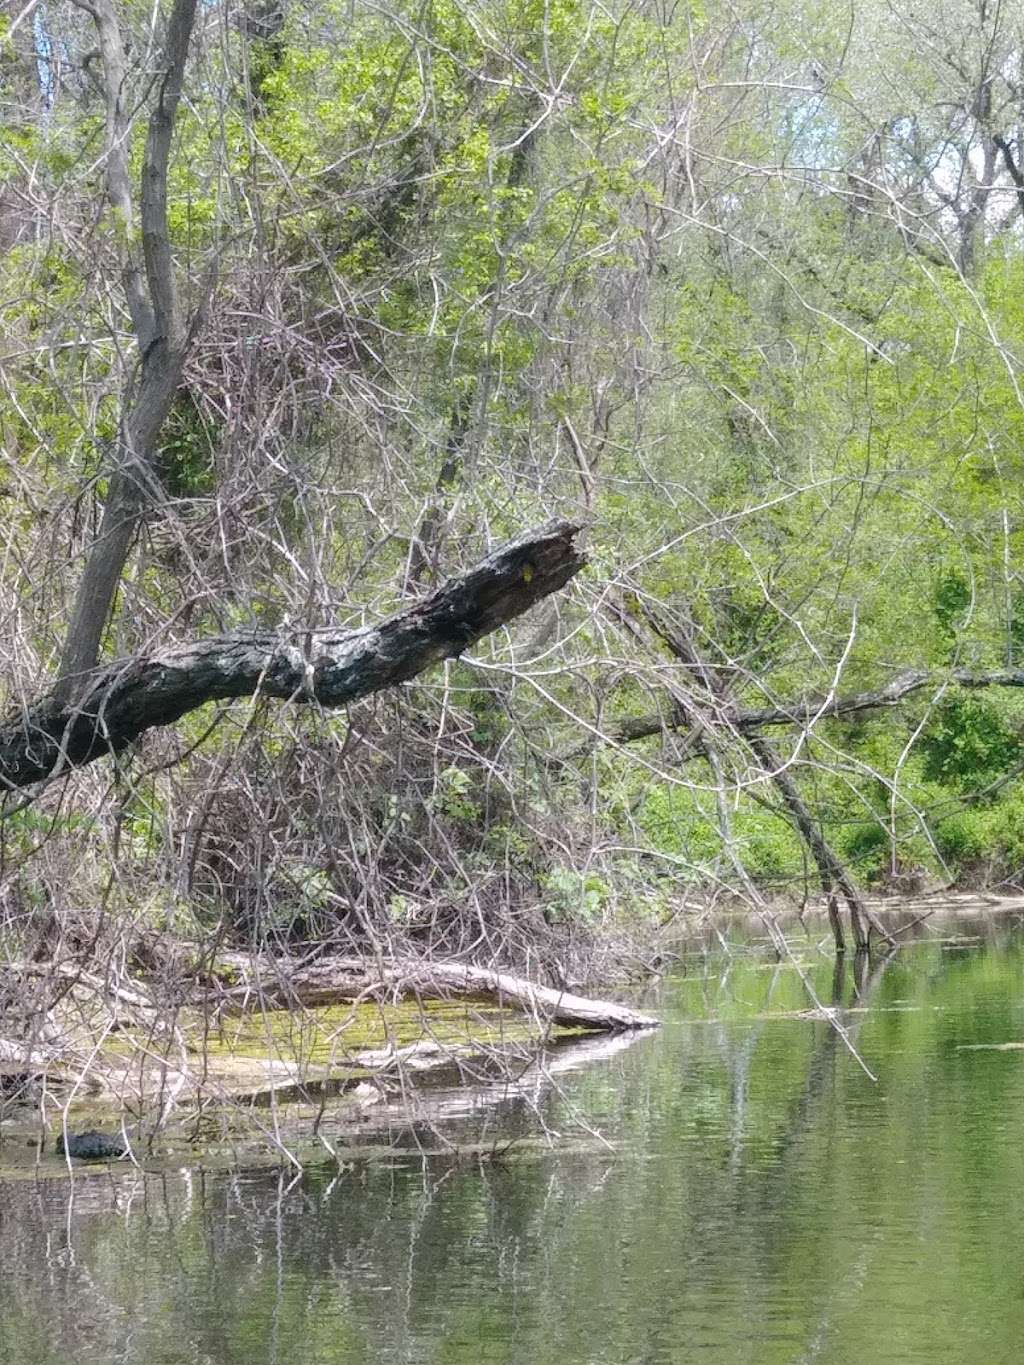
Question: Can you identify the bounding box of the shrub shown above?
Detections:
[919,695,1020,792]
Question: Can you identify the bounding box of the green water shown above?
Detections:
[3,922,1024,1364]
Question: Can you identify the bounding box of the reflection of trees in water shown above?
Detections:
[2,940,1022,1364]
[0,1029,650,1363]
[717,949,897,1288]
[768,950,897,1168]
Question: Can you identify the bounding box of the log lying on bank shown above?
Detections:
[210,955,659,1033]
[0,521,585,791]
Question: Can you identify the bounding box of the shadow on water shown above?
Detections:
[3,912,1024,1364]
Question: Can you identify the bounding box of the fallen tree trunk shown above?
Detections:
[209,955,659,1032]
[0,521,584,791]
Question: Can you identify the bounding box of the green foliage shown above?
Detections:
[934,787,1024,875]
[11,0,1024,942]
[637,782,804,884]
[934,569,971,640]
[934,807,999,865]
[541,866,610,922]
[161,393,218,497]
[838,818,890,871]
[920,695,1021,793]
[432,766,482,824]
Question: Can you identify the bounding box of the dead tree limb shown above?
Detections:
[210,954,658,1032]
[745,734,872,951]
[605,668,1024,748]
[606,597,777,924]
[1,520,584,792]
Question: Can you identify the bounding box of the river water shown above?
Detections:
[2,918,1024,1364]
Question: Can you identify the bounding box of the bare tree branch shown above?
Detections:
[607,668,1024,746]
[70,0,153,340]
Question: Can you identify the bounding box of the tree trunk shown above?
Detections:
[57,340,185,698]
[745,734,890,951]
[58,0,198,698]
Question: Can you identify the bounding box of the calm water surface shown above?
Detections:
[3,921,1024,1364]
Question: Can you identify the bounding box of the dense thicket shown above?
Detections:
[3,0,1024,961]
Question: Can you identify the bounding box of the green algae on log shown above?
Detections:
[1,952,655,1172]
[200,996,544,1062]
[0,956,654,1139]
[7,995,597,1122]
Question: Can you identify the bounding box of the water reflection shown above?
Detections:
[3,921,1024,1364]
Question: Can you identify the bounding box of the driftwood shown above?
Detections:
[0,521,584,791]
[210,955,659,1032]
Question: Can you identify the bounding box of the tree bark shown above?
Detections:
[208,954,658,1031]
[58,0,199,700]
[1,521,584,792]
[746,733,882,951]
